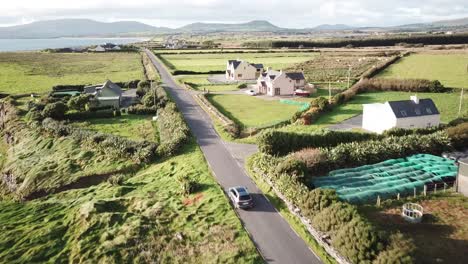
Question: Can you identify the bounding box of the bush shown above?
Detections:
[65,109,115,120]
[310,97,330,111]
[42,102,67,119]
[275,158,307,182]
[352,78,447,93]
[238,83,248,89]
[297,189,338,219]
[445,122,468,150]
[127,104,157,115]
[67,94,93,111]
[290,148,326,169]
[332,217,383,264]
[258,129,378,156]
[312,202,359,234]
[373,233,415,264]
[177,174,197,195]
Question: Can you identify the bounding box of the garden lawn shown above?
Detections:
[159,52,316,73]
[72,114,156,142]
[280,90,467,133]
[378,53,468,89]
[206,94,301,128]
[0,52,144,94]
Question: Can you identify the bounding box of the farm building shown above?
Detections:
[457,158,468,197]
[362,96,440,134]
[226,60,264,80]
[84,80,122,109]
[256,69,306,96]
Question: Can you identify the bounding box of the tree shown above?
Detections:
[67,94,92,111]
[42,102,68,119]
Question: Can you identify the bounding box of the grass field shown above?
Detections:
[0,141,260,263]
[0,52,144,94]
[206,94,301,128]
[72,114,156,142]
[177,75,241,92]
[159,52,316,73]
[361,192,468,264]
[378,53,468,89]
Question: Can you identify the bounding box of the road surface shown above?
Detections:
[145,49,322,264]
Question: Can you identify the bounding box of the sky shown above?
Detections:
[0,0,467,28]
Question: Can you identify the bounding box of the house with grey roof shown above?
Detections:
[84,80,123,109]
[226,60,264,80]
[256,68,306,96]
[362,96,440,133]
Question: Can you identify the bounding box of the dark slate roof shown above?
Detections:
[285,72,305,80]
[84,86,98,94]
[228,60,242,69]
[388,98,439,118]
[269,75,276,80]
[251,63,264,69]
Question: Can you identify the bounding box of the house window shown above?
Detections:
[426,108,433,114]
[274,88,280,95]
[238,74,242,78]
[400,110,407,117]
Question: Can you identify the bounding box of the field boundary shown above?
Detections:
[250,165,351,264]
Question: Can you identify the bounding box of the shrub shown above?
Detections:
[310,97,330,111]
[445,122,468,150]
[127,104,157,115]
[238,83,248,89]
[42,102,67,119]
[177,174,197,195]
[332,217,383,264]
[275,158,307,182]
[67,94,93,111]
[372,233,415,264]
[290,148,326,169]
[312,202,359,234]
[297,189,338,219]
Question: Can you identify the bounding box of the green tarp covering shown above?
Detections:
[313,154,457,203]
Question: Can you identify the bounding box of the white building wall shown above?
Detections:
[362,103,397,134]
[395,114,440,129]
[270,73,295,96]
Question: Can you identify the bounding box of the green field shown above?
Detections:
[206,94,301,128]
[159,52,316,73]
[0,52,144,94]
[177,75,242,92]
[72,114,156,142]
[378,53,468,89]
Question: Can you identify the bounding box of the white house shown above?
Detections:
[92,45,106,52]
[256,69,306,96]
[362,96,440,134]
[226,60,264,80]
[84,80,123,109]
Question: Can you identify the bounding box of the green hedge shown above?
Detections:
[258,129,379,156]
[64,109,116,120]
[156,102,190,156]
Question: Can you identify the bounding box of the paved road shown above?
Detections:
[145,49,321,264]
[328,115,362,131]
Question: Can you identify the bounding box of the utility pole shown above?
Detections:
[347,65,352,89]
[459,64,467,117]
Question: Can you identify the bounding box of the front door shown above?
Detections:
[274,88,280,96]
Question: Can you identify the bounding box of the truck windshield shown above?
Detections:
[239,195,251,201]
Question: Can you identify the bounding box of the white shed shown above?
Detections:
[362,96,440,133]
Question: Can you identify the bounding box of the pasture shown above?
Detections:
[0,52,144,94]
[158,52,316,73]
[177,74,241,92]
[206,94,301,128]
[378,53,468,89]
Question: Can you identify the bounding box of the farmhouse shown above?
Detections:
[256,68,306,96]
[84,80,123,109]
[362,96,440,134]
[90,43,121,52]
[226,60,264,80]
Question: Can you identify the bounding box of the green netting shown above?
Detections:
[313,154,458,204]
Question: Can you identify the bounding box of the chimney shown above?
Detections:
[410,95,419,104]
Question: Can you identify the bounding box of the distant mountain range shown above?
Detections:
[0,17,467,39]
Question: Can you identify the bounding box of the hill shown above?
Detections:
[178,20,283,33]
[0,19,172,39]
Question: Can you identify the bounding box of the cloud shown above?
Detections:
[0,0,467,28]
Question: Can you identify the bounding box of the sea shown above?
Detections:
[0,37,150,52]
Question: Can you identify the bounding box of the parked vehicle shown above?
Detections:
[228,186,254,209]
[294,89,310,97]
[245,89,258,96]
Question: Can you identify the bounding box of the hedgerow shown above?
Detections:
[156,102,190,156]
